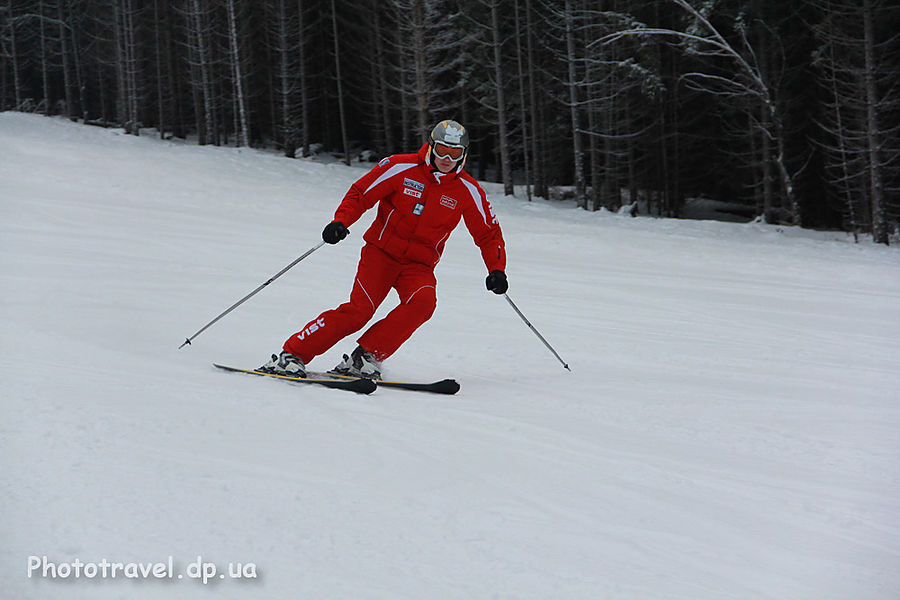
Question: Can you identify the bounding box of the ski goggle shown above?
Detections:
[432,142,466,161]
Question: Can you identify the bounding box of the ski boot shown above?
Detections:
[260,351,307,377]
[333,345,382,379]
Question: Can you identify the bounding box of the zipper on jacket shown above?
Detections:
[378,209,394,240]
[433,232,449,264]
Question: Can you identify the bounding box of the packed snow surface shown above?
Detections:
[2,112,899,599]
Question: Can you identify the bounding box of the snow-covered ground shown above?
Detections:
[2,112,899,600]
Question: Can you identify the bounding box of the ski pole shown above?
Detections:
[179,241,326,349]
[503,293,571,371]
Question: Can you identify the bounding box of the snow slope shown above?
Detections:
[2,112,899,599]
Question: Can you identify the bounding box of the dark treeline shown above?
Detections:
[1,0,897,242]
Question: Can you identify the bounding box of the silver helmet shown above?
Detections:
[430,119,469,149]
[429,120,469,165]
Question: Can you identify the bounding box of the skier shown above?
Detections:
[262,119,509,379]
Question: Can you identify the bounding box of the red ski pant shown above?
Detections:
[283,244,437,364]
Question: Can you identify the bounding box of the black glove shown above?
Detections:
[485,270,508,294]
[322,221,349,244]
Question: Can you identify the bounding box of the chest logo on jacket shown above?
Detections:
[403,187,422,199]
[440,195,457,209]
[403,177,425,192]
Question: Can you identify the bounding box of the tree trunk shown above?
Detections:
[514,0,531,201]
[524,0,544,198]
[761,96,774,220]
[58,1,75,119]
[226,0,249,147]
[163,0,184,138]
[190,0,215,145]
[583,0,598,211]
[398,24,411,148]
[564,0,585,207]
[862,0,887,244]
[71,15,86,121]
[9,0,22,109]
[330,0,350,165]
[298,0,310,156]
[372,2,393,153]
[39,0,51,115]
[154,0,165,137]
[124,0,139,135]
[277,0,293,156]
[412,0,428,139]
[113,0,126,126]
[491,0,513,196]
[824,11,858,237]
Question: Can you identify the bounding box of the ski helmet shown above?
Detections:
[429,120,469,163]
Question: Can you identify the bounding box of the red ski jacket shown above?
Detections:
[333,144,507,272]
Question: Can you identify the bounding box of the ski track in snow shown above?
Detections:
[2,113,899,599]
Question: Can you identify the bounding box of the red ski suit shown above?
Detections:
[283,144,507,364]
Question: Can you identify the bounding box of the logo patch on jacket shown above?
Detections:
[440,195,457,209]
[404,187,422,199]
[378,157,391,167]
[413,203,425,215]
[403,177,425,191]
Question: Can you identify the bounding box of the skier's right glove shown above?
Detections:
[485,270,508,294]
[322,221,349,244]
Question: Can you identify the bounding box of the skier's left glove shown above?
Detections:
[485,270,508,294]
[322,221,349,244]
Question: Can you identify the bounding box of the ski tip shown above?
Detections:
[435,379,461,395]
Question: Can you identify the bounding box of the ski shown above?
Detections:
[376,378,460,394]
[214,364,377,394]
[321,371,460,395]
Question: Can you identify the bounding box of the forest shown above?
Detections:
[1,0,897,243]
